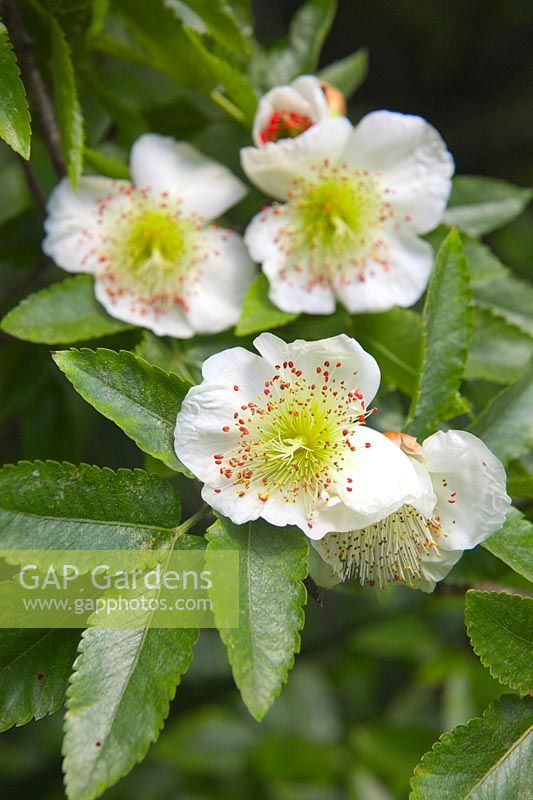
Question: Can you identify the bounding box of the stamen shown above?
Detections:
[260,110,314,143]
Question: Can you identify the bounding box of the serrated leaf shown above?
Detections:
[206,516,308,721]
[466,591,533,694]
[410,695,533,799]
[351,308,422,396]
[1,276,133,344]
[463,237,509,285]
[466,307,533,385]
[178,0,250,54]
[250,0,337,88]
[236,274,298,336]
[53,348,191,473]
[0,461,180,550]
[443,175,532,236]
[64,624,197,800]
[50,16,84,186]
[319,48,368,98]
[405,229,472,439]
[0,22,31,159]
[0,628,79,732]
[470,364,533,465]
[482,507,533,582]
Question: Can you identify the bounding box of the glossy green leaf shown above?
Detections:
[319,47,368,98]
[53,348,191,473]
[64,625,197,800]
[236,274,299,336]
[83,147,130,179]
[351,308,422,396]
[50,17,84,186]
[466,307,533,384]
[250,0,336,88]
[0,22,31,159]
[466,591,533,694]
[410,695,533,799]
[1,276,133,344]
[406,229,472,439]
[206,516,308,721]
[0,461,180,550]
[443,176,532,236]
[474,273,533,336]
[506,463,533,499]
[470,364,533,465]
[482,507,533,582]
[0,628,79,732]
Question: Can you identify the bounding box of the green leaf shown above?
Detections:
[0,628,79,732]
[50,16,84,186]
[482,507,533,582]
[319,48,368,98]
[462,237,508,285]
[351,308,422,396]
[206,516,308,721]
[236,274,299,336]
[250,0,337,88]
[0,22,31,159]
[1,276,133,344]
[506,463,533,499]
[405,229,472,439]
[474,273,533,337]
[443,176,532,236]
[179,0,250,54]
[466,591,533,694]
[0,461,180,550]
[410,695,533,799]
[470,364,533,465]
[466,307,533,385]
[64,625,197,800]
[83,147,130,179]
[53,348,191,473]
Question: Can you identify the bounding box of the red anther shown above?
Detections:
[233,385,239,391]
[222,426,230,432]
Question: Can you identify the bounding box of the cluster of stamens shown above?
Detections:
[79,183,212,317]
[319,505,446,587]
[259,110,314,143]
[212,358,377,529]
[258,160,399,289]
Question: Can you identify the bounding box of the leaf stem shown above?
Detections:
[209,88,247,125]
[174,505,212,538]
[3,0,65,177]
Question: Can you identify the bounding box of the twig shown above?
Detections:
[305,576,324,606]
[19,157,46,213]
[4,0,65,177]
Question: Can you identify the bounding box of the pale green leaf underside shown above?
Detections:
[1,276,133,344]
[206,517,308,721]
[444,175,532,236]
[319,47,368,98]
[53,348,191,473]
[482,507,533,583]
[466,591,533,694]
[410,695,533,799]
[0,461,180,550]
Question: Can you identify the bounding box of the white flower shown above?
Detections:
[242,110,454,315]
[43,134,255,338]
[314,430,511,591]
[174,333,426,538]
[252,75,337,147]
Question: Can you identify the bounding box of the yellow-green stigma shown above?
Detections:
[123,211,188,272]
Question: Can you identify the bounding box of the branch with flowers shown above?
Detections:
[0,2,531,799]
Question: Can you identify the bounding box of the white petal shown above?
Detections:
[244,205,287,263]
[43,176,122,273]
[334,426,427,524]
[94,278,196,338]
[343,110,454,234]
[422,430,511,550]
[252,76,328,146]
[333,225,433,313]
[201,345,273,393]
[130,134,247,221]
[254,332,381,404]
[416,547,463,593]
[241,116,353,200]
[181,227,256,334]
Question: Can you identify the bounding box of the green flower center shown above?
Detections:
[123,211,188,271]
